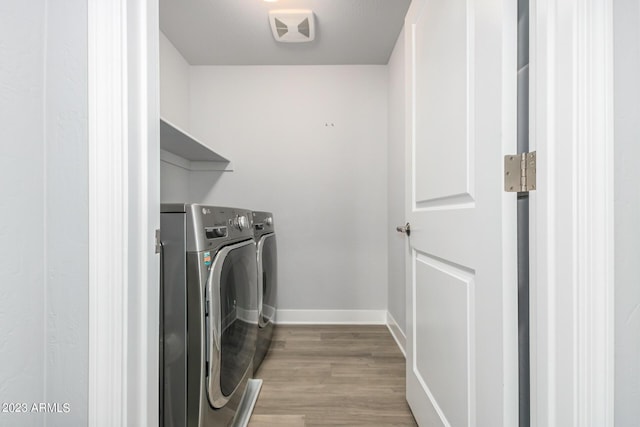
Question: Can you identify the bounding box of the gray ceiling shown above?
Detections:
[159,0,412,65]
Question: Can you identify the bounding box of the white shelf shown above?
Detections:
[160,118,233,172]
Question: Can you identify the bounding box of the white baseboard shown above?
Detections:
[274,309,387,325]
[386,311,407,357]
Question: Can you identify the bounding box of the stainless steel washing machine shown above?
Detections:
[160,204,261,427]
[252,211,277,373]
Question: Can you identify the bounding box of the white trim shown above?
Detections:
[125,0,160,426]
[386,311,406,357]
[529,0,615,425]
[88,1,159,426]
[574,0,615,424]
[88,0,129,425]
[274,310,387,325]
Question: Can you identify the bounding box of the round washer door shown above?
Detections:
[205,239,258,408]
[258,233,277,327]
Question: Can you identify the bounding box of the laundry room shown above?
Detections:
[160,2,400,321]
[157,1,411,425]
[3,0,635,426]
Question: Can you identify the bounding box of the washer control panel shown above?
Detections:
[233,214,250,231]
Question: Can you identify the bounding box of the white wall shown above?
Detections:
[44,1,88,426]
[160,31,192,203]
[614,1,640,425]
[0,3,46,424]
[161,160,191,202]
[0,1,88,426]
[160,31,190,130]
[187,66,389,316]
[387,30,407,333]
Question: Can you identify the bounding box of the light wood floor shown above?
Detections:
[248,325,417,427]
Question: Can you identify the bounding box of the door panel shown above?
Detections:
[414,252,474,427]
[404,0,518,425]
[414,0,472,205]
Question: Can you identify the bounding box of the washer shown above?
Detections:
[160,204,259,427]
[252,211,277,373]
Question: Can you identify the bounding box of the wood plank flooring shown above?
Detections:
[249,325,417,427]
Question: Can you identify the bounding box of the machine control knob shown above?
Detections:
[234,215,249,231]
[264,217,273,227]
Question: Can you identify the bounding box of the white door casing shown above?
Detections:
[88,0,160,426]
[528,0,614,425]
[404,0,518,425]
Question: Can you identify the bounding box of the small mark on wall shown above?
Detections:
[324,123,335,127]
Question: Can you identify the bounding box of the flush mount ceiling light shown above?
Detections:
[268,10,315,43]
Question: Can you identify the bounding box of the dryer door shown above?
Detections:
[257,233,277,327]
[205,239,258,409]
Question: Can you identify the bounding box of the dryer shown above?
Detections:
[252,211,277,373]
[160,204,261,427]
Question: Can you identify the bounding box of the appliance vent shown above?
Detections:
[268,10,315,43]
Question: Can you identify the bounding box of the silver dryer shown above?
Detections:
[252,211,278,373]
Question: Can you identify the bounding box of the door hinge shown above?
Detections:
[155,229,161,254]
[504,151,536,192]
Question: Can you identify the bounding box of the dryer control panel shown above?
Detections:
[252,211,275,238]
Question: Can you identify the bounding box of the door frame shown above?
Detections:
[529,0,614,425]
[86,0,615,425]
[88,0,160,426]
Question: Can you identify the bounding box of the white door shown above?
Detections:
[403,0,518,425]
